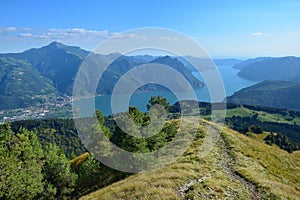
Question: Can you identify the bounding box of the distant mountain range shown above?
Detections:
[235,56,300,83]
[227,80,300,111]
[228,56,300,110]
[2,42,300,112]
[0,42,206,110]
[233,57,273,70]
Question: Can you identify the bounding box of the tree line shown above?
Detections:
[0,96,178,199]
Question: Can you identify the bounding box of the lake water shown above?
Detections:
[74,65,257,116]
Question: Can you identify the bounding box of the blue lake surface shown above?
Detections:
[74,65,257,116]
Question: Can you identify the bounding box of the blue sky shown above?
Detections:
[0,0,300,58]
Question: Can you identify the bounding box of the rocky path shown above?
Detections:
[218,134,262,200]
[177,176,209,198]
[177,124,262,199]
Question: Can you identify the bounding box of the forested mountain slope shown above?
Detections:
[227,80,300,111]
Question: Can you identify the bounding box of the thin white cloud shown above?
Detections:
[0,27,17,32]
[251,32,270,37]
[0,27,152,42]
[0,27,32,33]
[39,28,109,39]
[110,32,148,40]
[251,32,263,36]
[159,36,179,41]
[19,33,33,37]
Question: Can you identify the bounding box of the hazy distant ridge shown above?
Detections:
[236,56,300,82]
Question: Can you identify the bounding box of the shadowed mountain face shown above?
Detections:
[150,56,204,88]
[1,42,89,95]
[0,42,204,110]
[227,80,300,111]
[233,57,272,70]
[236,56,300,82]
[86,55,205,95]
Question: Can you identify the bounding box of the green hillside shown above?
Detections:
[227,80,300,111]
[0,57,56,109]
[81,119,300,200]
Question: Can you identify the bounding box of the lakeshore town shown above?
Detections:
[0,95,73,124]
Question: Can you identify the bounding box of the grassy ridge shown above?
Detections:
[81,119,300,200]
[222,126,300,199]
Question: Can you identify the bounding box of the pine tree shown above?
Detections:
[0,124,44,199]
[43,143,77,199]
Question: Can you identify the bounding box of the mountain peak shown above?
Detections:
[21,41,67,54]
[40,42,89,58]
[46,41,67,49]
[151,55,180,64]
